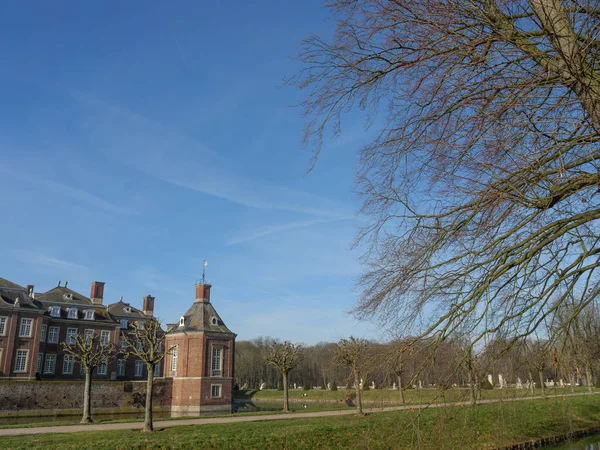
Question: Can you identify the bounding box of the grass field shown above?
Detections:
[235,386,598,404]
[3,393,600,449]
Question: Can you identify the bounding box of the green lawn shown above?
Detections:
[3,394,600,449]
[235,386,597,405]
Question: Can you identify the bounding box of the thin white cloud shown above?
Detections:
[0,166,133,216]
[71,91,354,218]
[226,218,341,245]
[15,251,90,277]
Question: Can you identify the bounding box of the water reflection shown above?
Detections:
[545,434,600,449]
[0,410,171,426]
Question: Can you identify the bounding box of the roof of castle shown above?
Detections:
[171,299,234,335]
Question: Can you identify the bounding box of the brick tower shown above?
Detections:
[166,280,236,415]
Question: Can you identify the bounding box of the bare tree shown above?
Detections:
[121,318,168,432]
[292,0,600,363]
[62,332,115,423]
[334,336,369,415]
[264,341,303,412]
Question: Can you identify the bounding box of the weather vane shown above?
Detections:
[202,260,208,284]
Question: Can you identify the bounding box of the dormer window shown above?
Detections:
[124,306,131,313]
[68,308,78,319]
[179,316,185,327]
[63,293,73,300]
[211,317,218,326]
[85,310,94,320]
[120,319,128,329]
[50,306,61,317]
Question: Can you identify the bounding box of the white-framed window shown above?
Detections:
[135,360,143,377]
[44,354,56,374]
[19,318,33,337]
[120,319,128,329]
[179,316,185,327]
[211,384,222,398]
[40,324,47,342]
[117,359,125,376]
[119,336,127,350]
[63,355,74,374]
[14,349,29,372]
[211,347,222,376]
[154,363,161,377]
[66,328,77,344]
[36,352,43,373]
[97,360,108,375]
[136,341,143,351]
[0,316,7,336]
[50,306,61,317]
[48,326,59,344]
[171,346,178,376]
[100,330,110,345]
[84,329,94,344]
[68,308,78,319]
[85,310,94,320]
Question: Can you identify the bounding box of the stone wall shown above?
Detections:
[0,379,172,415]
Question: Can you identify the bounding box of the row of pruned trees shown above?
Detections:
[61,318,167,431]
[237,297,600,413]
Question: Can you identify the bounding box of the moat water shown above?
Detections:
[544,434,600,449]
[0,402,308,426]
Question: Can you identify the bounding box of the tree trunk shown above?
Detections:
[354,369,363,416]
[81,367,93,423]
[468,370,476,405]
[528,371,535,395]
[570,372,576,393]
[283,372,289,412]
[585,363,594,393]
[397,374,405,404]
[143,365,154,432]
[538,369,546,398]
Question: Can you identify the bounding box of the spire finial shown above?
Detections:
[202,260,208,284]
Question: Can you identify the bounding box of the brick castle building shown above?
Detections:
[0,275,236,415]
[0,277,159,381]
[166,281,236,414]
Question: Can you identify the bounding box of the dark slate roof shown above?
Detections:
[0,277,39,310]
[172,300,234,335]
[107,300,147,319]
[0,277,25,291]
[35,286,92,306]
[86,306,115,323]
[0,291,39,310]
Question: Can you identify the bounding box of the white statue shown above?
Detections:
[393,382,397,390]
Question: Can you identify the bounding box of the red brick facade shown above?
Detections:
[0,277,162,381]
[165,282,236,414]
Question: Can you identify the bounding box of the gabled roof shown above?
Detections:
[171,300,234,335]
[0,291,39,310]
[36,286,92,306]
[0,277,25,291]
[0,277,39,310]
[107,299,147,319]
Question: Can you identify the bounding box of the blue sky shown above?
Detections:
[0,1,380,344]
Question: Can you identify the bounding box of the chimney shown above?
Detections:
[90,281,105,305]
[195,282,211,302]
[143,295,155,316]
